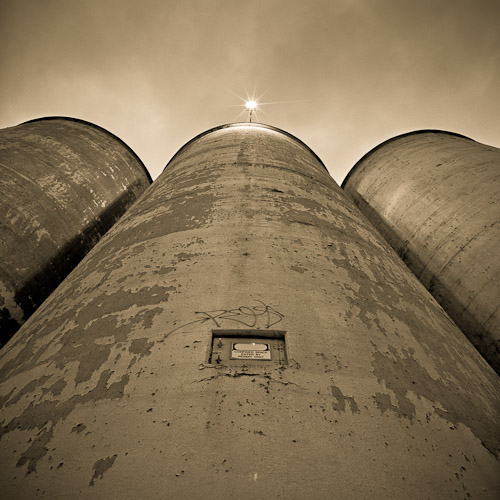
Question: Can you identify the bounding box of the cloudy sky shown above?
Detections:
[1,0,499,182]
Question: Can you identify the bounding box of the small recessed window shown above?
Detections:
[209,329,287,366]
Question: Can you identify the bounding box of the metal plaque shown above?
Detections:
[231,342,271,360]
[209,330,287,366]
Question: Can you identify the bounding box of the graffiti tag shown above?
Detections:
[165,300,284,338]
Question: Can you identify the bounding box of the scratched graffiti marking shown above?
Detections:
[165,301,284,338]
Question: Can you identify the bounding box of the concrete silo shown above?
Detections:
[342,131,500,373]
[0,123,498,499]
[0,117,152,345]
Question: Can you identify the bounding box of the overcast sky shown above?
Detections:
[1,0,499,182]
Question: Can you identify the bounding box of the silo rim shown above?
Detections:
[341,129,474,189]
[21,116,153,184]
[163,122,329,173]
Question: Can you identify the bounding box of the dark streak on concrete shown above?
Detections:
[0,285,169,385]
[16,428,54,474]
[153,266,176,276]
[71,423,87,434]
[129,338,154,359]
[0,387,16,407]
[0,118,151,345]
[75,345,111,385]
[89,454,118,486]
[1,123,499,497]
[330,385,360,413]
[5,376,51,407]
[343,132,500,373]
[1,369,128,472]
[175,252,200,262]
[86,187,216,258]
[320,230,500,460]
[45,379,67,396]
[373,392,411,419]
[371,347,500,456]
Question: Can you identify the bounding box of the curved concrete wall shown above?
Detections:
[0,117,151,345]
[0,124,499,499]
[342,131,500,373]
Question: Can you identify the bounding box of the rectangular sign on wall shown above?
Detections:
[209,330,287,366]
[231,342,272,360]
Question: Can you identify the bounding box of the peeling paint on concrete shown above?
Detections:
[16,427,54,474]
[46,379,66,396]
[1,369,129,473]
[290,265,307,274]
[371,346,500,456]
[0,118,151,345]
[129,338,154,359]
[5,375,51,407]
[343,131,500,373]
[175,252,201,262]
[71,423,87,434]
[89,454,117,486]
[0,123,499,499]
[330,385,360,413]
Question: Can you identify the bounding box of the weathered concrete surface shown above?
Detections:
[0,123,499,499]
[342,131,500,374]
[0,117,151,345]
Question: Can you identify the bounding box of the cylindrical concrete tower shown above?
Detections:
[0,117,151,345]
[342,131,500,373]
[0,124,498,499]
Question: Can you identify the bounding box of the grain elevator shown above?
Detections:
[0,123,498,499]
[0,117,151,345]
[342,130,500,373]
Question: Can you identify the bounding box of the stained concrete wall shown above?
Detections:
[0,123,499,499]
[0,117,152,345]
[342,131,500,373]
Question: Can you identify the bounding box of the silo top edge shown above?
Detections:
[20,116,153,184]
[163,122,329,173]
[341,129,475,189]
